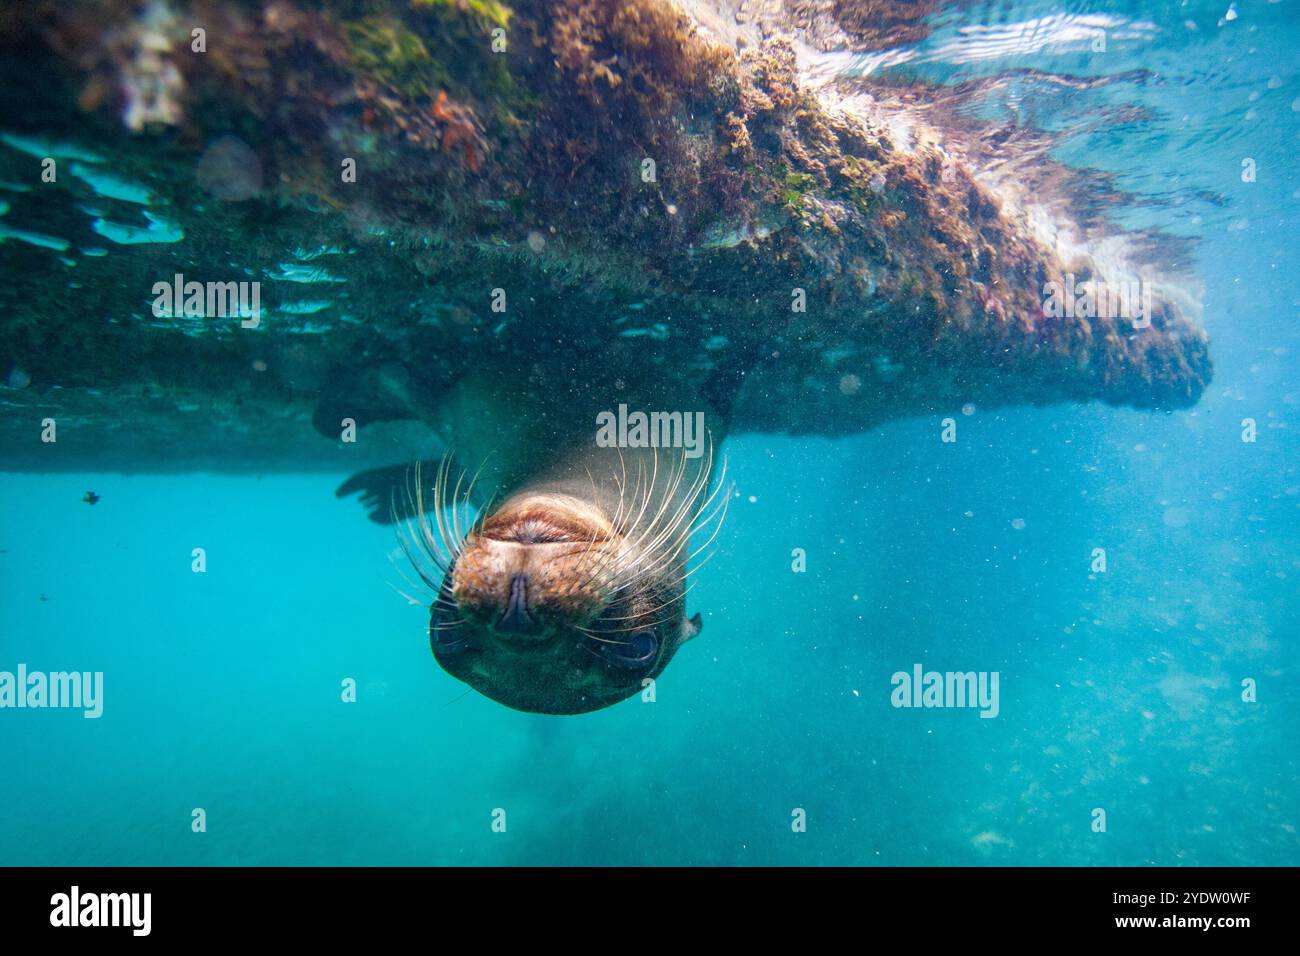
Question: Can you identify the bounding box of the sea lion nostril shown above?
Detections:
[497,572,538,634]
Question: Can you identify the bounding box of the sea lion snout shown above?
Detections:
[450,534,613,638]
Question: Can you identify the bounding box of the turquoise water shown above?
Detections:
[2,402,1296,865]
[2,0,1298,865]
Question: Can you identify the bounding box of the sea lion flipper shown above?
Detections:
[311,361,421,439]
[336,463,431,525]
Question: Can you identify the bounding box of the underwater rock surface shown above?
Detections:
[0,0,1210,471]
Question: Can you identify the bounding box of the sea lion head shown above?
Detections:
[414,469,719,715]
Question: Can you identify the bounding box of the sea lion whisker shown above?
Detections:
[609,459,641,547]
[413,460,450,571]
[570,461,649,591]
[608,484,724,599]
[450,456,488,551]
[443,687,477,707]
[631,480,706,576]
[578,643,612,663]
[392,549,459,613]
[616,448,651,538]
[394,473,451,578]
[574,626,631,646]
[587,609,681,636]
[577,465,611,563]
[607,444,713,587]
[639,451,728,580]
[390,486,447,574]
[626,439,715,562]
[620,448,663,551]
[423,457,449,560]
[679,463,731,557]
[573,548,623,597]
[469,488,499,538]
[615,452,650,538]
[605,522,690,584]
[615,448,689,575]
[428,455,467,570]
[435,454,493,565]
[566,468,641,593]
[579,493,660,588]
[447,463,470,557]
[605,467,646,551]
[462,451,494,510]
[613,446,631,533]
[386,579,431,607]
[454,451,494,545]
[387,539,440,595]
[391,551,458,610]
[393,488,453,594]
[594,581,699,624]
[605,549,688,600]
[407,502,452,575]
[659,479,730,590]
[677,543,725,585]
[652,448,696,533]
[677,519,729,583]
[429,618,466,631]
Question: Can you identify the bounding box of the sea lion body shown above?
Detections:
[406,367,725,714]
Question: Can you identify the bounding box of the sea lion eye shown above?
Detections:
[603,629,658,667]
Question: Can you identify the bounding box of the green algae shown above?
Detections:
[840,155,881,215]
[344,14,450,99]
[413,0,513,31]
[781,170,818,217]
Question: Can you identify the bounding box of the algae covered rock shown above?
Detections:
[0,0,1210,470]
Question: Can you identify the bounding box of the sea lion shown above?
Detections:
[379,367,728,714]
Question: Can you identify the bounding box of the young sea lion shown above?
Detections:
[378,367,729,715]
